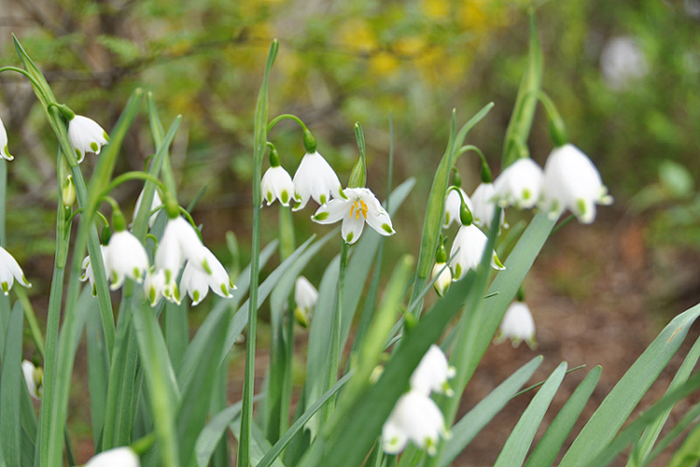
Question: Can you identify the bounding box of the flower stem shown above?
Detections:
[267,113,308,133]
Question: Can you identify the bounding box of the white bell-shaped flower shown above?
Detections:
[0,246,32,295]
[133,189,163,228]
[67,115,109,163]
[1,116,13,161]
[292,151,344,211]
[180,247,234,306]
[539,144,613,224]
[22,359,42,400]
[105,231,149,290]
[431,262,452,297]
[294,276,318,327]
[155,216,207,299]
[144,269,167,307]
[80,245,109,296]
[470,182,507,231]
[84,446,140,467]
[449,224,504,280]
[312,187,395,244]
[410,345,456,396]
[382,390,450,456]
[497,301,536,349]
[443,188,472,229]
[493,158,543,209]
[262,165,295,207]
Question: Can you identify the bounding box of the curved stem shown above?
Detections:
[267,114,308,134]
[458,145,492,183]
[0,66,47,95]
[101,172,166,199]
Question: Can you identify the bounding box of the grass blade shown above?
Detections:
[0,302,24,467]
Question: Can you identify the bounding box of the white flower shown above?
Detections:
[449,224,504,281]
[600,37,648,91]
[539,144,613,224]
[180,247,234,306]
[443,188,472,229]
[80,245,109,296]
[84,447,140,467]
[67,115,109,163]
[493,158,543,209]
[431,262,452,297]
[105,231,149,290]
[294,276,318,327]
[312,187,395,244]
[497,301,536,349]
[292,151,344,211]
[410,345,456,396]
[22,360,42,400]
[262,166,295,207]
[382,390,450,456]
[133,189,163,228]
[143,269,167,307]
[154,216,207,299]
[470,182,507,230]
[1,116,13,161]
[0,246,32,295]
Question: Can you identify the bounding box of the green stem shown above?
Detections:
[0,66,51,103]
[12,286,45,359]
[267,114,308,134]
[549,214,575,237]
[101,172,166,199]
[0,160,6,246]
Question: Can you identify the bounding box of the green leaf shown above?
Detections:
[560,302,700,467]
[524,366,602,467]
[164,301,189,372]
[196,401,244,467]
[86,296,110,448]
[0,302,24,467]
[230,419,285,467]
[642,402,700,466]
[493,362,568,467]
[437,356,543,467]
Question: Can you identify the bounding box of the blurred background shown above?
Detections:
[2,0,700,465]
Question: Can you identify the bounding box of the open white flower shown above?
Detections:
[105,231,149,290]
[443,188,472,229]
[1,116,13,161]
[80,245,109,296]
[155,216,207,299]
[84,447,140,467]
[292,151,344,211]
[68,115,109,163]
[312,187,395,244]
[262,165,295,207]
[294,276,318,327]
[0,246,32,295]
[382,390,450,456]
[410,345,456,396]
[431,262,452,297]
[22,360,42,400]
[449,224,504,280]
[144,269,167,307]
[133,189,163,228]
[539,144,613,224]
[493,157,544,209]
[470,182,507,230]
[497,301,536,349]
[180,247,234,306]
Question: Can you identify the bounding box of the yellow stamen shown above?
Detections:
[349,199,369,220]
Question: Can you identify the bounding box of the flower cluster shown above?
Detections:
[382,345,454,456]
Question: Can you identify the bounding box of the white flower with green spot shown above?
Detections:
[80,245,109,296]
[539,144,613,224]
[84,447,140,467]
[0,246,31,295]
[262,165,295,207]
[292,151,344,211]
[133,188,163,228]
[410,345,456,397]
[312,187,395,244]
[179,247,235,306]
[1,116,13,161]
[431,262,451,297]
[443,188,472,229]
[294,276,318,327]
[22,360,42,400]
[144,269,167,307]
[497,301,537,349]
[493,157,543,209]
[449,224,504,280]
[105,230,149,290]
[382,390,450,456]
[68,115,109,163]
[155,216,207,301]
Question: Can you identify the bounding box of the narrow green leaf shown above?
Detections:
[164,301,189,372]
[196,401,244,467]
[86,295,110,448]
[524,366,601,467]
[667,420,700,467]
[643,402,700,466]
[231,419,285,467]
[0,302,24,467]
[493,362,568,467]
[438,356,543,467]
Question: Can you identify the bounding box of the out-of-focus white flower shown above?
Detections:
[80,245,109,296]
[105,231,149,290]
[493,158,543,209]
[294,276,318,327]
[292,151,344,211]
[0,246,32,295]
[312,187,395,244]
[84,446,140,467]
[539,144,613,224]
[443,188,472,229]
[22,360,42,400]
[155,216,207,300]
[133,189,163,228]
[1,116,13,161]
[470,182,507,231]
[382,390,450,456]
[180,247,234,306]
[600,36,648,91]
[431,262,452,297]
[449,224,504,280]
[410,345,456,397]
[497,301,536,349]
[67,115,109,163]
[144,269,167,307]
[262,165,295,207]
